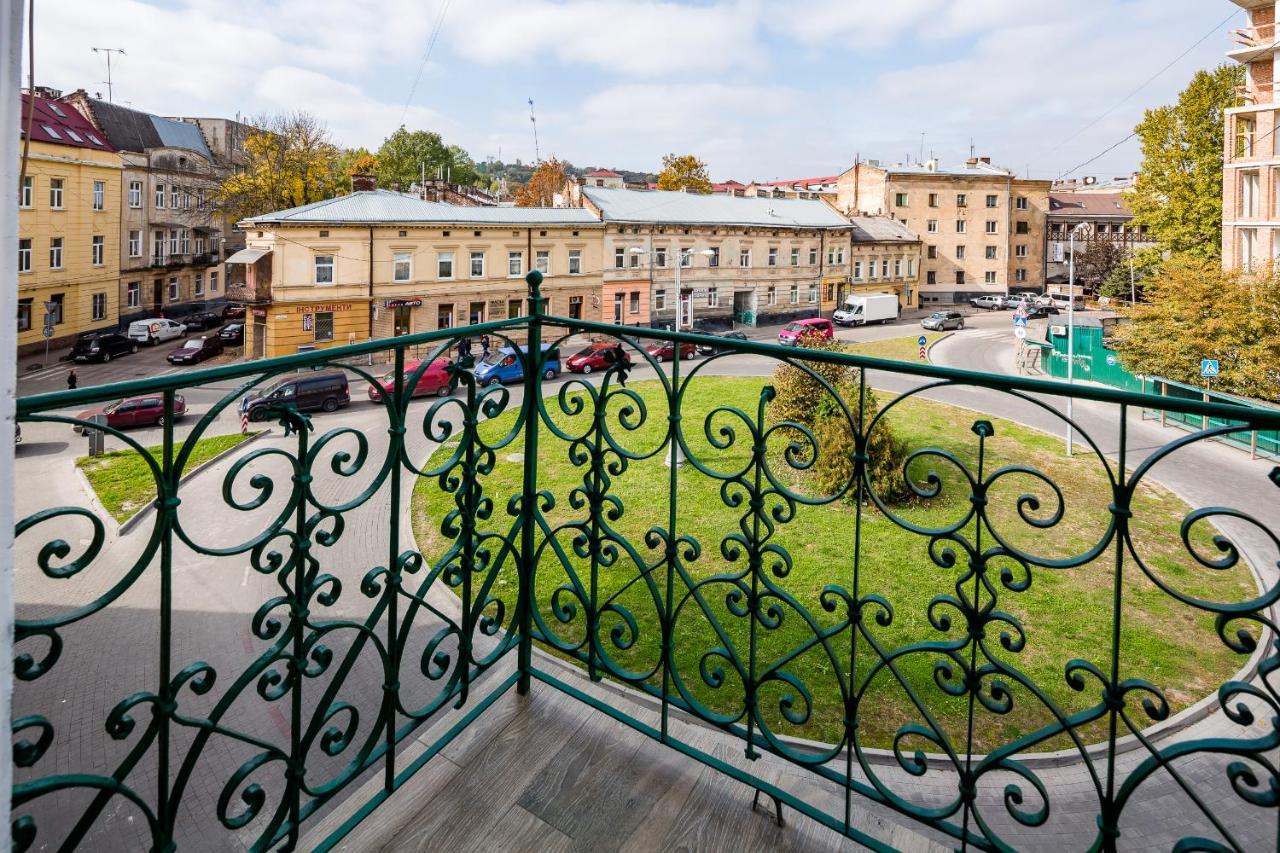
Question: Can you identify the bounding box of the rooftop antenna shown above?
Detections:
[969,138,975,159]
[919,132,926,164]
[528,98,541,163]
[91,48,126,103]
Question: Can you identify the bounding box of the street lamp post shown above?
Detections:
[1065,222,1089,456]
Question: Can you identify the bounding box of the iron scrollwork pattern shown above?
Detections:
[11,271,1280,851]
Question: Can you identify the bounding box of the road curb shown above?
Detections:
[923,330,953,364]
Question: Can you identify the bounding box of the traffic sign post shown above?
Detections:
[1013,315,1028,328]
[1014,327,1026,340]
[917,335,927,361]
[1200,359,1220,379]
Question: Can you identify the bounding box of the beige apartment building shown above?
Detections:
[835,157,1049,305]
[1223,0,1280,272]
[232,187,603,358]
[580,187,919,328]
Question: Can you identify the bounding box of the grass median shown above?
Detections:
[844,331,945,363]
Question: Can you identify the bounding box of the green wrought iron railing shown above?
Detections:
[10,272,1280,851]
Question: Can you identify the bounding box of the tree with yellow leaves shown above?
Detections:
[214,112,343,221]
[514,157,568,207]
[656,153,712,194]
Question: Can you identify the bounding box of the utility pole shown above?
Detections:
[528,98,540,163]
[90,47,125,103]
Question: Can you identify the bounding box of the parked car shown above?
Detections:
[240,372,351,421]
[644,340,698,362]
[70,331,138,363]
[969,295,1007,311]
[74,393,187,433]
[183,311,223,331]
[1023,303,1060,319]
[473,345,561,386]
[1004,293,1037,311]
[167,335,224,365]
[219,322,245,345]
[696,329,748,355]
[566,342,631,374]
[222,303,247,320]
[127,318,186,346]
[368,358,453,401]
[921,311,965,331]
[778,317,835,347]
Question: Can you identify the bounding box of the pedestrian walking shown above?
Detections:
[66,369,78,390]
[480,335,491,359]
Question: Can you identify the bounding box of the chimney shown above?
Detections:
[979,156,991,164]
[966,157,979,166]
[32,85,63,99]
[351,173,377,192]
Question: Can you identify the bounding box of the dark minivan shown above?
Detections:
[239,371,350,421]
[71,331,138,363]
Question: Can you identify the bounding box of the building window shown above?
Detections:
[314,254,335,284]
[1016,196,1028,210]
[984,271,997,284]
[628,248,639,268]
[894,259,902,277]
[881,260,889,278]
[470,251,485,278]
[1015,244,1028,258]
[825,283,835,301]
[210,271,218,292]
[853,260,862,279]
[127,281,141,307]
[1241,170,1261,218]
[568,296,583,320]
[93,181,105,210]
[1015,221,1030,235]
[928,193,938,207]
[1241,228,1258,271]
[985,246,997,260]
[868,259,878,279]
[20,175,32,207]
[895,192,909,207]
[181,189,190,209]
[508,298,522,319]
[629,290,639,313]
[955,220,967,233]
[195,236,205,256]
[387,252,409,282]
[955,246,966,260]
[1015,269,1027,282]
[615,247,626,269]
[808,247,818,265]
[956,193,967,208]
[680,248,692,267]
[955,271,965,285]
[92,235,104,266]
[767,286,776,305]
[536,250,550,274]
[808,285,817,303]
[155,183,165,208]
[926,219,938,233]
[707,287,719,307]
[789,284,799,304]
[194,273,204,296]
[49,237,63,269]
[197,188,206,209]
[438,251,455,279]
[907,258,915,276]
[48,294,64,324]
[169,230,179,255]
[88,292,107,322]
[18,238,31,273]
[1236,115,1256,157]
[314,311,334,342]
[168,277,179,301]
[180,229,190,254]
[739,248,751,266]
[655,247,667,267]
[986,194,998,208]
[568,249,581,274]
[508,251,523,276]
[708,247,720,267]
[170,186,179,208]
[927,245,937,259]
[790,247,799,265]
[49,178,64,209]
[612,291,624,323]
[985,220,997,234]
[655,289,666,311]
[768,247,778,267]
[926,270,936,285]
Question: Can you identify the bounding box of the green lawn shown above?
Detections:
[844,332,945,363]
[78,432,257,523]
[411,378,1255,752]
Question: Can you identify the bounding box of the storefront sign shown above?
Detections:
[252,308,267,318]
[295,303,354,313]
[385,298,423,308]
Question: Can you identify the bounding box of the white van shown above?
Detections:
[1046,292,1084,311]
[833,293,899,327]
[128,318,187,345]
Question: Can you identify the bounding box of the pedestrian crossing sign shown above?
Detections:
[1200,359,1220,378]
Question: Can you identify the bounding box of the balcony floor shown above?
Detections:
[302,656,945,853]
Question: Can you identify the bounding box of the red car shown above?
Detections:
[74,393,187,433]
[367,357,453,401]
[565,342,631,374]
[644,341,698,362]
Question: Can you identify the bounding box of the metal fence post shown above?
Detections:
[517,270,544,695]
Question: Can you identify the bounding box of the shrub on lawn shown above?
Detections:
[770,332,907,502]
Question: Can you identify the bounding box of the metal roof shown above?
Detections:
[243,191,603,225]
[225,247,271,264]
[582,186,850,228]
[151,116,210,154]
[1048,192,1133,217]
[849,216,919,243]
[84,98,212,157]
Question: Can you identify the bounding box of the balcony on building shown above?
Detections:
[1227,22,1278,64]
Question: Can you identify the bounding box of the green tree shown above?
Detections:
[656,153,713,193]
[1074,234,1126,291]
[1112,256,1280,400]
[1127,64,1243,261]
[514,157,568,207]
[375,127,478,189]
[214,112,342,221]
[1099,246,1160,302]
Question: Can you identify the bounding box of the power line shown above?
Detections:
[398,0,452,128]
[1059,131,1137,182]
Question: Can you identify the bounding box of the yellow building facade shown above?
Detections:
[18,94,122,354]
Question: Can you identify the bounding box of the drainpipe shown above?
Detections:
[818,230,826,319]
[368,226,375,340]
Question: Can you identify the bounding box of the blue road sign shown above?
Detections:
[917,335,928,346]
[1201,359,1220,378]
[1106,354,1117,366]
[1013,315,1028,327]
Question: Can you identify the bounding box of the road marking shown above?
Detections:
[241,565,250,587]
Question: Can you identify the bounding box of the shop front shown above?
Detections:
[251,299,371,358]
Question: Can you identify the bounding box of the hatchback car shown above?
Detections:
[778,317,835,346]
[222,303,247,319]
[921,311,965,331]
[969,295,1007,311]
[70,331,137,363]
[368,358,453,401]
[183,311,223,331]
[566,342,631,374]
[167,335,224,365]
[1023,303,1060,319]
[74,394,187,433]
[643,341,698,362]
[240,372,351,421]
[696,329,748,355]
[128,318,186,345]
[473,345,561,386]
[219,322,245,345]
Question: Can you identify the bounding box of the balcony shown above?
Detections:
[10,273,1280,851]
[1227,23,1277,64]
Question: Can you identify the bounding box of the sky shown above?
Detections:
[29,0,1244,182]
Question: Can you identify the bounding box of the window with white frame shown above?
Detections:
[836,247,845,264]
[20,175,32,207]
[615,247,626,269]
[1241,228,1258,272]
[767,286,776,305]
[92,293,107,321]
[170,186,179,208]
[92,235,104,266]
[655,247,667,267]
[210,271,218,292]
[629,248,639,268]
[956,193,967,207]
[853,260,862,279]
[194,272,204,296]
[629,290,639,313]
[986,194,998,208]
[808,247,818,265]
[790,247,799,266]
[654,289,666,311]
[168,277,179,301]
[508,251,523,276]
[808,285,817,303]
[169,230,179,255]
[927,219,938,233]
[155,183,165,208]
[470,251,485,278]
[314,254,335,284]
[181,189,190,209]
[895,192,909,207]
[197,188,206,209]
[955,246,966,260]
[868,259,878,279]
[49,178,64,209]
[956,220,967,233]
[153,230,164,263]
[707,287,719,307]
[1015,244,1028,258]
[1241,170,1261,218]
[894,259,902,277]
[789,284,799,304]
[739,248,750,266]
[18,238,31,272]
[881,260,889,278]
[394,252,412,282]
[179,230,190,254]
[907,258,915,276]
[985,246,997,260]
[708,247,720,267]
[49,237,63,269]
[1016,196,1028,210]
[984,271,997,284]
[127,281,141,307]
[195,236,205,255]
[768,247,778,266]
[535,250,550,274]
[680,248,692,267]
[568,250,581,274]
[1015,269,1027,282]
[93,181,105,210]
[985,220,997,234]
[438,251,455,279]
[928,192,938,207]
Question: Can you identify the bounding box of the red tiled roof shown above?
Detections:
[585,168,621,177]
[1048,192,1131,217]
[756,175,838,188]
[20,94,114,151]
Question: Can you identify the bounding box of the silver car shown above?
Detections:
[969,295,1007,311]
[921,311,965,331]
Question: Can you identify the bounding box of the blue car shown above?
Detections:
[473,344,561,386]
